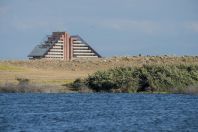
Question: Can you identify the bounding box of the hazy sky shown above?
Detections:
[0,0,198,59]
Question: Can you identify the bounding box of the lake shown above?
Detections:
[0,93,198,132]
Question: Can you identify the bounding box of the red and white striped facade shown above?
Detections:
[28,32,101,60]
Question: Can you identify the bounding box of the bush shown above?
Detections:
[71,78,84,89]
[16,77,30,92]
[71,64,198,93]
[16,77,29,84]
[70,78,91,92]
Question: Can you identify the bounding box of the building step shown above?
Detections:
[73,44,87,46]
[47,52,63,55]
[45,55,64,58]
[76,56,98,58]
[73,52,95,55]
[49,49,63,52]
[73,49,92,52]
[73,40,82,43]
[73,47,89,49]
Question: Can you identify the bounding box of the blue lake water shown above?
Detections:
[0,93,198,132]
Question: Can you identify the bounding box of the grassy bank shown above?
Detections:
[0,77,74,93]
[1,56,198,93]
[71,64,198,94]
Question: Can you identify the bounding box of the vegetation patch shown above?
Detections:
[0,64,23,71]
[71,64,198,93]
[0,77,72,93]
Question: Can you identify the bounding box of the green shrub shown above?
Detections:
[16,77,29,85]
[71,78,85,89]
[71,64,198,93]
[15,77,30,92]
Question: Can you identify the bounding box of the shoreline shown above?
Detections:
[0,82,197,94]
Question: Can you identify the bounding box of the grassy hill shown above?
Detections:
[0,56,198,93]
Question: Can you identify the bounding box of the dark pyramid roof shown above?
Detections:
[28,44,51,57]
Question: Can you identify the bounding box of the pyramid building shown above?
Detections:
[28,32,101,60]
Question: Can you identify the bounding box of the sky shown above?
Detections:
[0,0,198,59]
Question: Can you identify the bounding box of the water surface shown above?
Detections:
[0,93,198,132]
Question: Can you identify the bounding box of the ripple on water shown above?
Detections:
[0,93,198,131]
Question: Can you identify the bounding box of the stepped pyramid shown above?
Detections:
[28,32,102,60]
